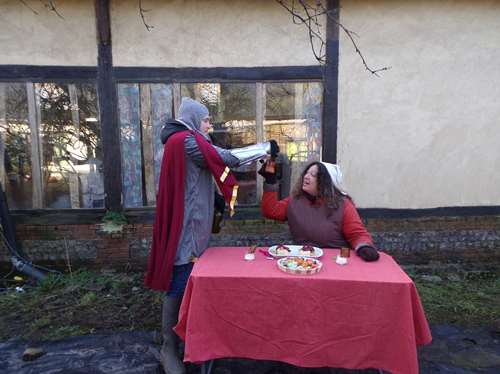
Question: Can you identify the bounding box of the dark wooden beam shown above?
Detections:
[113,66,323,82]
[0,65,323,83]
[322,0,339,163]
[0,65,97,81]
[95,0,122,211]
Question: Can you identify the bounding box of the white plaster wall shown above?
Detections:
[111,0,322,67]
[0,0,97,66]
[338,0,500,208]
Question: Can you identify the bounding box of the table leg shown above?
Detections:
[201,360,214,374]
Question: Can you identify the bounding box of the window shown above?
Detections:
[0,83,32,209]
[181,83,257,205]
[117,83,174,208]
[265,82,322,193]
[2,79,322,210]
[0,82,104,209]
[117,81,322,207]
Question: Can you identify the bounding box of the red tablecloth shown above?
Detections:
[174,247,432,374]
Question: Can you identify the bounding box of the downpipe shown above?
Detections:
[11,256,46,282]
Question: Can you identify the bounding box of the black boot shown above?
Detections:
[160,296,186,374]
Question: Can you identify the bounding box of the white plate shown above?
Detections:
[268,245,323,258]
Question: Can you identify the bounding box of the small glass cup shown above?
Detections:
[244,253,255,261]
[340,247,350,258]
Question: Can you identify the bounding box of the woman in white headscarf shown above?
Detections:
[259,161,379,261]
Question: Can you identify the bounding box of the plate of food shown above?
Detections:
[277,256,323,275]
[268,244,323,258]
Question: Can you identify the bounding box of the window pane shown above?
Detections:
[150,84,173,201]
[0,83,33,209]
[181,83,257,205]
[117,83,174,207]
[117,83,143,207]
[36,82,103,208]
[264,82,322,195]
[75,83,104,208]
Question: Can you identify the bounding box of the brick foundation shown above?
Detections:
[1,214,499,270]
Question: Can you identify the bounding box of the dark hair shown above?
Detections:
[292,161,346,210]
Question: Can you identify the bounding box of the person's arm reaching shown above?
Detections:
[226,140,279,167]
[342,199,379,261]
[185,135,239,168]
[261,184,289,222]
[188,139,278,169]
[212,145,240,167]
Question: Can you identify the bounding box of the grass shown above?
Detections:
[0,266,498,341]
[0,269,163,341]
[410,269,500,326]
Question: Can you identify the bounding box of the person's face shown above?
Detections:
[200,117,212,134]
[302,164,319,196]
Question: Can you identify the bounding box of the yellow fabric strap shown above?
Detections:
[220,167,230,183]
[229,185,239,217]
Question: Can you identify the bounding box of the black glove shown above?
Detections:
[356,246,380,262]
[258,161,277,184]
[214,192,225,214]
[269,140,280,158]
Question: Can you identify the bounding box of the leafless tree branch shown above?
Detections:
[336,19,391,76]
[139,0,154,32]
[18,0,39,14]
[18,0,64,19]
[40,0,64,19]
[275,0,390,76]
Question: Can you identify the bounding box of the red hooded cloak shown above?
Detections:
[144,130,238,291]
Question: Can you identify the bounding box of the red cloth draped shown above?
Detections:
[174,247,432,374]
[144,130,239,291]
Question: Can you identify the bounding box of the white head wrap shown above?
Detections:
[320,162,347,195]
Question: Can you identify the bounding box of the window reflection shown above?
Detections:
[117,83,174,208]
[264,82,322,195]
[181,83,257,205]
[36,83,104,208]
[0,83,33,209]
[1,80,323,210]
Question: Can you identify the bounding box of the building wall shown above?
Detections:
[2,0,499,210]
[338,0,500,208]
[110,0,321,67]
[0,0,97,66]
[1,0,499,270]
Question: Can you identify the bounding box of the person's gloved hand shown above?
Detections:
[269,140,280,158]
[258,161,277,184]
[356,246,380,262]
[214,192,225,214]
